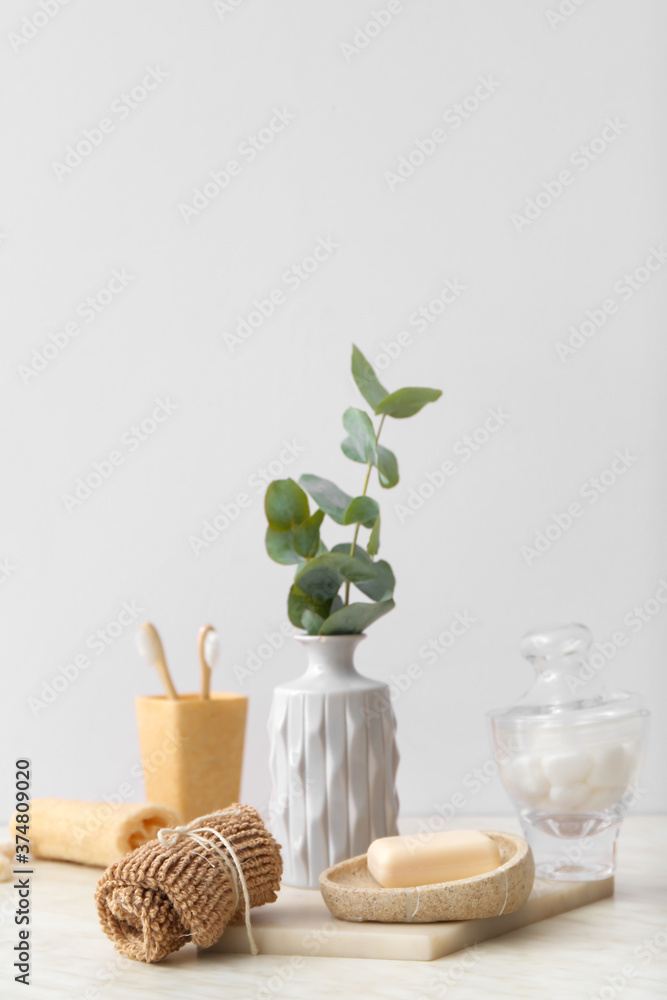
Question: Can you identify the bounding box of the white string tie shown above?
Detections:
[157,814,259,955]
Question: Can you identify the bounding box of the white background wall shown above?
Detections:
[2,0,665,823]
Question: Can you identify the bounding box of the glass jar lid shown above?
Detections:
[488,623,647,729]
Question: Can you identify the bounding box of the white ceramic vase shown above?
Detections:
[267,634,399,888]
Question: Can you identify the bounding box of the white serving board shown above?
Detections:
[206,876,614,962]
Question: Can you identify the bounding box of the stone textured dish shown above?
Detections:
[319,831,534,923]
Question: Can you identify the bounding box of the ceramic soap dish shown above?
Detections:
[319,830,534,923]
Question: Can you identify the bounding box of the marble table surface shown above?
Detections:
[1,814,665,1000]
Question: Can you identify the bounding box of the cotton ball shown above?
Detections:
[623,741,642,771]
[586,786,625,811]
[505,756,550,800]
[542,752,593,786]
[548,783,591,809]
[588,745,630,788]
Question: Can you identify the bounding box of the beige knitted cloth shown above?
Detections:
[95,804,282,963]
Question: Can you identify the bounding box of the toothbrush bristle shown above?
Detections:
[204,630,220,667]
[137,625,160,663]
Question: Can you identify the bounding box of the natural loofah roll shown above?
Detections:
[94,803,282,963]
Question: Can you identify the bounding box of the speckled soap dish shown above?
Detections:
[319,831,535,923]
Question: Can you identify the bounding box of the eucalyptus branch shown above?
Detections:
[263,345,441,636]
[344,414,386,605]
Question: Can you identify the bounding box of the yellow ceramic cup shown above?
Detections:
[135,693,248,823]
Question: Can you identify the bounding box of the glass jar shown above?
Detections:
[488,623,649,880]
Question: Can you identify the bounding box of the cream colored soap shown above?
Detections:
[367,830,501,888]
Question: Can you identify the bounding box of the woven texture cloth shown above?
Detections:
[95,804,282,963]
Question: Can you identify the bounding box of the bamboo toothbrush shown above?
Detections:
[137,623,178,699]
[198,625,220,699]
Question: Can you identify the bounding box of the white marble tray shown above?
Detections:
[206,875,614,962]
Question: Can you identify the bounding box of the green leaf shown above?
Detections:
[265,527,305,565]
[377,446,399,488]
[331,542,371,562]
[355,559,395,602]
[351,345,389,410]
[331,543,393,600]
[301,610,324,635]
[375,387,442,419]
[293,509,325,559]
[318,599,395,635]
[265,479,310,531]
[299,474,353,525]
[287,584,334,630]
[341,408,377,464]
[343,496,379,527]
[296,552,377,603]
[367,513,381,556]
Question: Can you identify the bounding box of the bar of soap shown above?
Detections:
[367,830,501,889]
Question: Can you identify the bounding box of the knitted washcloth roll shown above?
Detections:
[95,803,282,963]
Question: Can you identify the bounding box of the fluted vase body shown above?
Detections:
[267,634,399,887]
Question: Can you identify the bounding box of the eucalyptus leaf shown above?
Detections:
[377,445,399,488]
[343,496,379,527]
[287,584,333,630]
[331,543,371,563]
[355,558,395,602]
[367,513,381,556]
[265,478,310,531]
[265,527,305,565]
[293,509,325,558]
[296,552,377,603]
[318,599,395,635]
[351,344,389,410]
[341,407,377,464]
[375,387,442,419]
[299,474,353,525]
[301,610,324,635]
